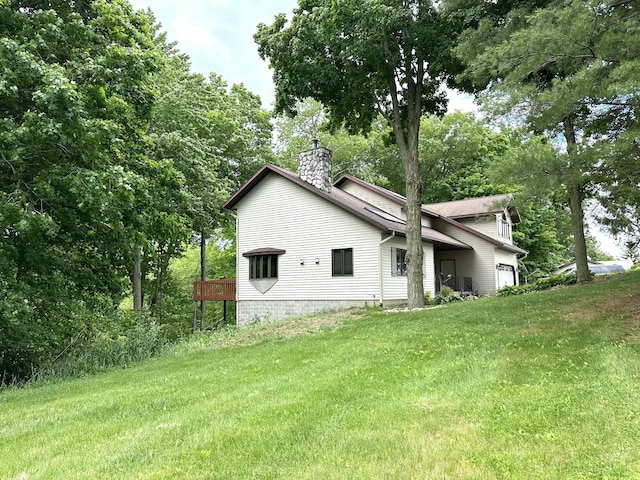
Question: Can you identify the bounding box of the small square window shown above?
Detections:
[332,248,353,276]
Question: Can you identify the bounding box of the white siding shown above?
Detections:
[432,218,499,295]
[458,216,497,239]
[380,237,435,303]
[339,181,404,219]
[381,237,408,301]
[235,174,382,305]
[433,217,521,295]
[423,242,436,296]
[337,180,440,227]
[458,212,514,245]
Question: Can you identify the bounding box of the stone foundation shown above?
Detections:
[236,299,373,326]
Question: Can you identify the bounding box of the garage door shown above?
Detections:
[498,264,516,288]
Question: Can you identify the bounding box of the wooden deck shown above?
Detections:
[193,279,236,301]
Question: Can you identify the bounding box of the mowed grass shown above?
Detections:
[2,272,640,479]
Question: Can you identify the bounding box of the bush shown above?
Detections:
[424,290,435,306]
[436,285,462,304]
[31,310,166,383]
[496,284,531,297]
[497,273,577,297]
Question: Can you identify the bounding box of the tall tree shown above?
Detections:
[448,0,640,282]
[145,32,273,316]
[0,0,163,380]
[256,0,459,308]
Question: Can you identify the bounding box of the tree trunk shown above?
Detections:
[568,182,591,283]
[200,231,206,327]
[563,116,591,284]
[403,153,425,309]
[132,244,143,310]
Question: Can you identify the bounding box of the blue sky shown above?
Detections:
[127,0,298,109]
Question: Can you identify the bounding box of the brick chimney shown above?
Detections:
[298,141,333,193]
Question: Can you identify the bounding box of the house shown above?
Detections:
[222,145,527,325]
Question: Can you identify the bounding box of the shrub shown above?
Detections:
[27,310,167,384]
[436,285,462,304]
[496,284,531,297]
[497,273,577,297]
[424,290,436,306]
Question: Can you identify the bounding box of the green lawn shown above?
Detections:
[2,272,640,479]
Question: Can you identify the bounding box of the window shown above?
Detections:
[498,212,511,239]
[249,254,278,279]
[391,247,407,276]
[243,248,285,281]
[332,248,353,276]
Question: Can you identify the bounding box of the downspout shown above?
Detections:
[378,231,396,307]
[230,212,238,321]
[517,251,528,285]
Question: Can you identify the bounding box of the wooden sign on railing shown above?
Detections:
[193,279,236,301]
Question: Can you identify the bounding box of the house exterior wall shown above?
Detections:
[339,181,404,219]
[379,237,435,303]
[432,218,514,296]
[339,180,436,228]
[458,212,514,245]
[234,173,383,325]
[458,216,496,238]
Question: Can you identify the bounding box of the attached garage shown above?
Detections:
[497,263,516,288]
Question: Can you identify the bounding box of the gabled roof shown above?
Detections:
[424,194,521,224]
[223,164,470,250]
[224,165,526,254]
[334,175,526,255]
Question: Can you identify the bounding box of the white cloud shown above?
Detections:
[446,89,478,114]
[171,11,233,66]
[171,11,214,47]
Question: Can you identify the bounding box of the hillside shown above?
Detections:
[1,272,639,479]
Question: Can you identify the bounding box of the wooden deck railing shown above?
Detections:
[193,279,236,301]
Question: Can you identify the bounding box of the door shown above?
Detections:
[497,264,516,288]
[439,259,456,290]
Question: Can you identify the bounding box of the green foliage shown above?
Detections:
[423,290,435,306]
[497,273,577,297]
[0,295,166,386]
[450,0,640,282]
[0,1,273,382]
[435,285,463,304]
[0,0,166,382]
[273,98,398,186]
[415,112,511,203]
[32,311,165,382]
[256,1,456,134]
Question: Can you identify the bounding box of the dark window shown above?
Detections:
[249,254,278,279]
[391,247,407,276]
[332,248,353,276]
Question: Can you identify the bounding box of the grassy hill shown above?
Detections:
[2,272,639,479]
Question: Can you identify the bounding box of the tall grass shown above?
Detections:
[1,272,639,479]
[25,311,166,385]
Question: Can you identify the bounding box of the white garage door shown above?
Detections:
[498,264,516,288]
